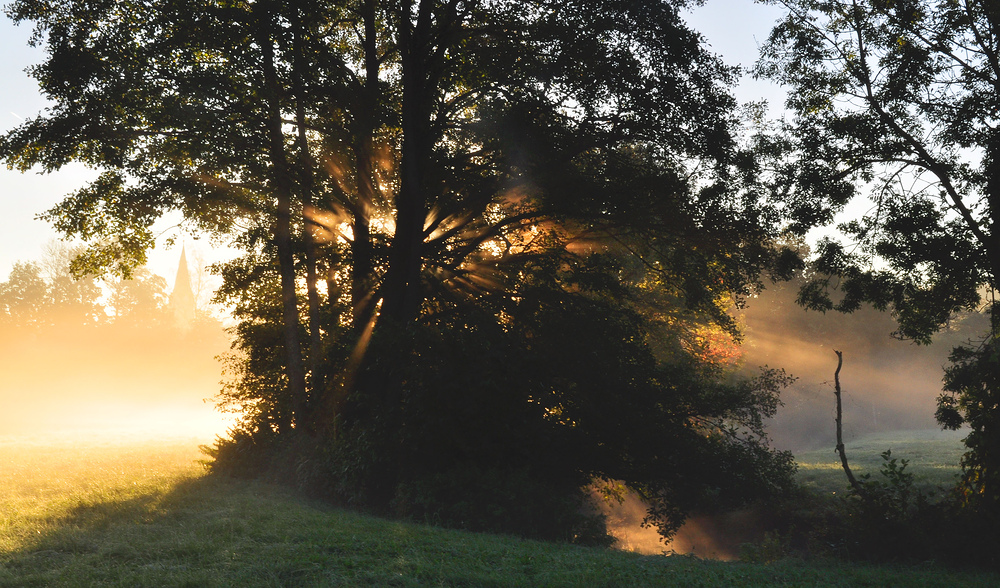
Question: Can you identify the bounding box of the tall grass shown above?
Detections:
[1,433,997,587]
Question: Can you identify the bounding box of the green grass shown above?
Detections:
[793,428,966,496]
[1,433,997,587]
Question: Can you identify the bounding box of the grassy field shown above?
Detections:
[1,432,997,587]
[793,428,966,496]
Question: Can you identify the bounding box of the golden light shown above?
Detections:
[304,204,352,244]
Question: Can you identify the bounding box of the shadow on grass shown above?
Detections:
[1,474,261,587]
[1,469,688,587]
[5,466,1000,588]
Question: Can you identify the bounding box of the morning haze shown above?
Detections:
[0,245,230,440]
[1,0,998,583]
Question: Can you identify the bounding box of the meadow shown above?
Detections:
[1,431,996,587]
[793,428,966,496]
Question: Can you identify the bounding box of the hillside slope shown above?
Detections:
[1,434,995,587]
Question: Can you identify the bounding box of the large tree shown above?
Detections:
[3,0,798,541]
[757,0,1000,509]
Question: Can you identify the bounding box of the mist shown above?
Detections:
[595,488,764,560]
[0,322,229,441]
[597,277,984,558]
[739,278,986,452]
[0,249,232,441]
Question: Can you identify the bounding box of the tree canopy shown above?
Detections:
[2,0,801,542]
[757,0,1000,511]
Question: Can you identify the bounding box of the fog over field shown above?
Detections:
[0,247,233,442]
[0,320,232,441]
[740,279,985,453]
[1,262,977,452]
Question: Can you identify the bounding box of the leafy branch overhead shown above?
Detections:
[0,0,819,543]
[756,0,998,341]
[757,0,1000,510]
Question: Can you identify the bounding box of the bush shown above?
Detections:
[392,465,612,545]
[752,450,1000,569]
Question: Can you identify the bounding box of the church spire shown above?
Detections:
[168,245,196,329]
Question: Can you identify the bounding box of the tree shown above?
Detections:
[757,0,1000,511]
[0,244,103,329]
[0,262,50,329]
[0,243,180,330]
[4,0,798,541]
[1,0,317,415]
[106,267,170,325]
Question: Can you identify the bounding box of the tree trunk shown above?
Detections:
[834,350,867,499]
[256,3,308,426]
[349,0,380,331]
[984,132,1000,295]
[292,3,325,405]
[381,0,433,324]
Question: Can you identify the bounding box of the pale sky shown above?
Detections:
[0,0,789,288]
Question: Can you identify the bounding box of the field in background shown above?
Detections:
[2,432,998,586]
[793,428,966,496]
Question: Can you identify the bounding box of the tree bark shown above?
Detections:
[382,0,433,324]
[349,0,380,331]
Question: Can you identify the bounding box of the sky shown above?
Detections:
[0,0,789,288]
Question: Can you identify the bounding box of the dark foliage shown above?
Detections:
[209,249,797,542]
[938,315,1000,510]
[757,0,1000,524]
[6,0,801,545]
[753,451,1000,569]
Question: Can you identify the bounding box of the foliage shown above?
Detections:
[0,244,173,330]
[757,0,1000,519]
[937,321,1000,509]
[213,238,799,541]
[853,451,918,534]
[0,254,102,329]
[758,436,1000,568]
[5,0,801,544]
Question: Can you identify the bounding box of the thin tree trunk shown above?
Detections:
[350,0,379,331]
[292,3,325,405]
[834,350,867,499]
[312,0,380,431]
[984,132,1000,295]
[256,3,308,426]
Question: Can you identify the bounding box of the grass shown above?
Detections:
[1,432,997,587]
[793,428,966,496]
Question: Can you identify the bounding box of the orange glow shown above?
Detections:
[304,204,353,243]
[687,325,743,367]
[0,317,232,443]
[593,485,761,560]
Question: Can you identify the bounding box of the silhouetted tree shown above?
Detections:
[3,0,800,542]
[757,0,1000,515]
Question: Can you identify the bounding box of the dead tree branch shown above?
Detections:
[834,350,868,499]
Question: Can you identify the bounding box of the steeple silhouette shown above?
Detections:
[168,245,196,329]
